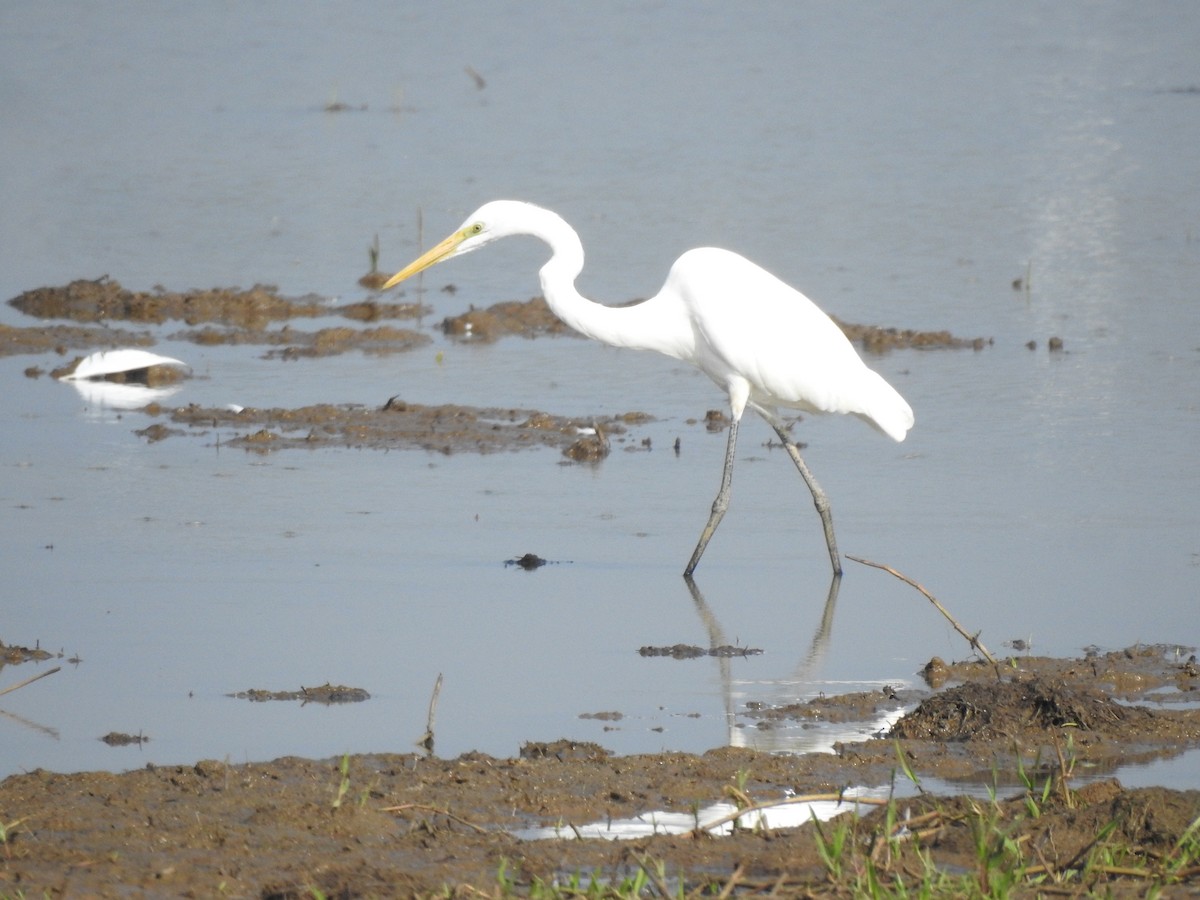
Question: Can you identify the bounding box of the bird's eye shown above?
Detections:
[469,222,484,235]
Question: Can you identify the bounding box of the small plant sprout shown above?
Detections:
[330,754,351,810]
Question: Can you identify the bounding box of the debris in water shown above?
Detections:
[506,553,547,570]
[227,683,370,704]
[639,643,764,659]
[100,732,149,746]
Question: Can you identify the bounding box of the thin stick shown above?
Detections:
[416,672,443,754]
[846,556,997,665]
[633,853,676,899]
[715,863,745,899]
[0,666,61,699]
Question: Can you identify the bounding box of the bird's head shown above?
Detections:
[381,201,535,290]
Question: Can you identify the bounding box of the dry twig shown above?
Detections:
[847,556,997,665]
[0,666,61,699]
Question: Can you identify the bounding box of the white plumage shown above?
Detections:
[383,200,913,576]
[60,349,190,382]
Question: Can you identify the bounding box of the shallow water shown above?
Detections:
[1,3,1198,779]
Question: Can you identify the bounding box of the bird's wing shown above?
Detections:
[672,248,912,440]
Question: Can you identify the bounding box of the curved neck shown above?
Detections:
[529,207,692,360]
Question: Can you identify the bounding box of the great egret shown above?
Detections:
[382,201,914,576]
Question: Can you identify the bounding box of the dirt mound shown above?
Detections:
[890,676,1135,741]
[442,296,577,341]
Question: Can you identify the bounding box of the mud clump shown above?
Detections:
[9,277,425,328]
[639,643,765,659]
[1,321,154,357]
[11,277,314,327]
[505,552,548,570]
[832,315,991,352]
[519,739,611,761]
[257,324,430,358]
[746,688,909,725]
[562,423,610,461]
[150,400,646,456]
[890,676,1132,740]
[100,732,148,746]
[441,296,577,341]
[228,684,370,704]
[0,640,56,665]
[6,278,432,360]
[133,422,184,443]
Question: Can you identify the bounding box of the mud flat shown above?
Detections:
[1,645,1198,897]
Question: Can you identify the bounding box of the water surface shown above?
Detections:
[1,2,1197,779]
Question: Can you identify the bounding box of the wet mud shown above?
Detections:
[227,684,371,705]
[7,278,429,361]
[147,400,649,457]
[5,279,989,361]
[8,277,427,329]
[8,280,985,462]
[2,645,1198,896]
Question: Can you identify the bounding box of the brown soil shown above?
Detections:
[6,278,429,361]
[144,400,652,457]
[7,278,427,328]
[1,645,1198,897]
[5,279,989,361]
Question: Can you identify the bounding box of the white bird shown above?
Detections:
[383,201,913,577]
[59,348,190,382]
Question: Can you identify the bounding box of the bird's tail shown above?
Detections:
[854,370,914,442]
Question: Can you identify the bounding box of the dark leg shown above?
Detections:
[684,416,740,576]
[771,423,843,576]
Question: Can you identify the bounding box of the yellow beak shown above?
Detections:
[381,229,468,290]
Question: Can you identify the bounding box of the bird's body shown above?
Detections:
[383,200,913,576]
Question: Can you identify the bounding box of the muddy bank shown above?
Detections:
[1,646,1198,896]
[5,278,991,361]
[7,277,428,328]
[8,278,432,362]
[141,400,653,457]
